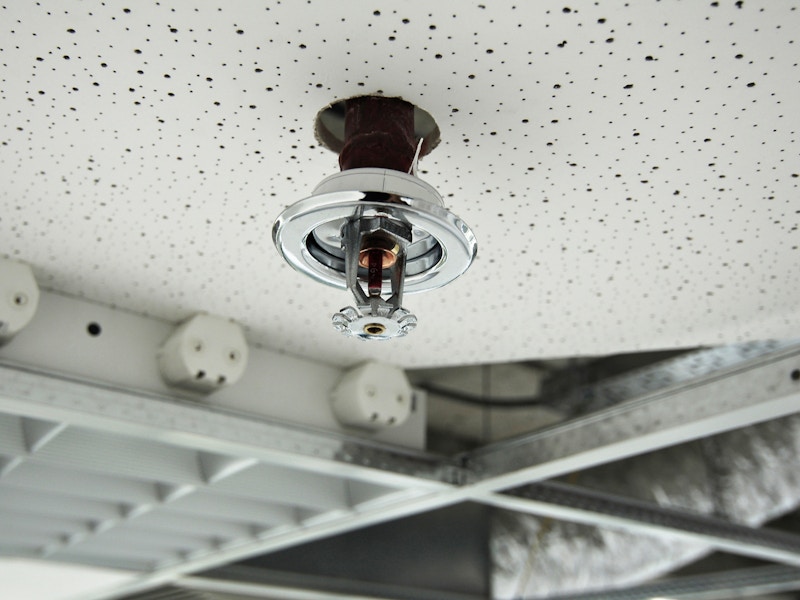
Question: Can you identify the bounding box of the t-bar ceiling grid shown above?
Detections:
[0,337,799,599]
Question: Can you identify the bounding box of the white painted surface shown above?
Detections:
[0,291,426,448]
[0,559,137,600]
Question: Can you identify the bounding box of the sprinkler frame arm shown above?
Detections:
[339,214,415,339]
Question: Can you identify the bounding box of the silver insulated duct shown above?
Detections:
[491,412,800,598]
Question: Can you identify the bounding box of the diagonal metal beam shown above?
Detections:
[179,564,485,600]
[0,362,458,490]
[540,564,800,600]
[465,345,800,492]
[541,339,800,417]
[485,481,800,567]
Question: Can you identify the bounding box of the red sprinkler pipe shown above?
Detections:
[338,96,417,173]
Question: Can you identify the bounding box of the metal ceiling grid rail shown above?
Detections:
[180,564,487,600]
[0,363,455,580]
[489,482,800,566]
[0,342,799,599]
[465,343,800,489]
[125,566,800,600]
[541,565,800,600]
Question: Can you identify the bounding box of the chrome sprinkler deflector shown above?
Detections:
[272,96,477,339]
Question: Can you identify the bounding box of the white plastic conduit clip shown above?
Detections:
[0,258,40,345]
[330,361,414,430]
[157,313,249,393]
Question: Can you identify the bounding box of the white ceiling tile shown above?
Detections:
[1,1,798,367]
